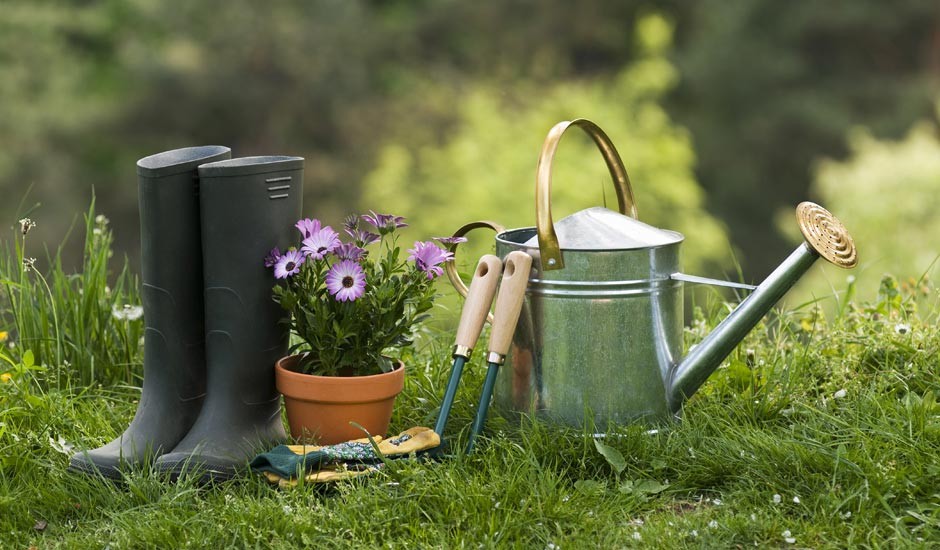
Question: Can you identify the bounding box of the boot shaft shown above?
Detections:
[136,146,231,399]
[197,156,304,406]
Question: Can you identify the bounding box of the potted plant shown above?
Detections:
[266,211,459,444]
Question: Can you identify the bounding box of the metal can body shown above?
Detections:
[494,228,684,426]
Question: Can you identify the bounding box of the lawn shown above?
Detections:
[1,209,938,548]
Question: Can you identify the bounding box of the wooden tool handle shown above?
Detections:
[488,251,533,357]
[454,255,503,354]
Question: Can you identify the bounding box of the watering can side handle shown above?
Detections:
[537,118,639,271]
[443,220,506,325]
[670,273,758,291]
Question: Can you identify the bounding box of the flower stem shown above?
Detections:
[30,265,63,387]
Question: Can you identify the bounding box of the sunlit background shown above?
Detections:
[3,0,939,304]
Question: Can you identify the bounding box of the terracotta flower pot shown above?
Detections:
[275,354,405,445]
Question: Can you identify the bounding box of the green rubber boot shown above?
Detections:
[69,145,232,479]
[154,156,303,482]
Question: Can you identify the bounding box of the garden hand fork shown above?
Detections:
[466,251,532,454]
[434,255,502,440]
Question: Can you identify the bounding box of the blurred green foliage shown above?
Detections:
[363,15,732,277]
[671,0,940,276]
[0,0,938,281]
[789,103,940,304]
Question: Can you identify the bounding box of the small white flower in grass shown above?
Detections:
[782,530,795,544]
[282,505,293,514]
[712,498,722,506]
[112,305,144,321]
[792,496,801,504]
[690,530,698,537]
[895,323,911,335]
[48,435,74,455]
[494,501,500,509]
[562,495,570,502]
[773,494,782,504]
[708,520,718,529]
[645,429,660,435]
[19,218,36,235]
[840,511,852,519]
[632,532,642,541]
[750,513,757,521]
[833,389,847,400]
[545,543,559,550]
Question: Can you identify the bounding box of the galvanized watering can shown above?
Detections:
[446,118,858,426]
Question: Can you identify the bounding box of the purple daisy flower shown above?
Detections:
[326,260,366,302]
[263,247,282,267]
[345,227,381,247]
[432,236,469,246]
[343,213,360,233]
[407,241,454,280]
[295,218,322,239]
[361,210,408,234]
[301,226,341,260]
[273,249,305,279]
[335,242,367,261]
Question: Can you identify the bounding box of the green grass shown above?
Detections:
[1,208,939,547]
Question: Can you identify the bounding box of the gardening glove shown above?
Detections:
[250,426,440,486]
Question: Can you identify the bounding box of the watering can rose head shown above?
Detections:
[267,212,461,377]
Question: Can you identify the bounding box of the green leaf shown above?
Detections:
[633,479,668,495]
[593,439,627,475]
[574,479,606,496]
[619,478,667,496]
[377,356,393,373]
[22,350,34,369]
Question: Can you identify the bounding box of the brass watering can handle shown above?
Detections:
[444,220,507,324]
[537,118,638,271]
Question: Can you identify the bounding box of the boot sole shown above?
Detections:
[67,457,125,481]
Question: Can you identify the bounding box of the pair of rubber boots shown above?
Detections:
[69,146,302,482]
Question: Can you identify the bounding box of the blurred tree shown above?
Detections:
[670,0,940,277]
[788,103,940,303]
[2,0,938,284]
[362,15,732,278]
[0,2,134,254]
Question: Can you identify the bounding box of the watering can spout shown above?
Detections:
[669,202,857,408]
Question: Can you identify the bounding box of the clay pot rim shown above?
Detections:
[275,353,405,404]
[275,353,404,379]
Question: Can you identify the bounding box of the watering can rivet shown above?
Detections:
[547,258,556,266]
